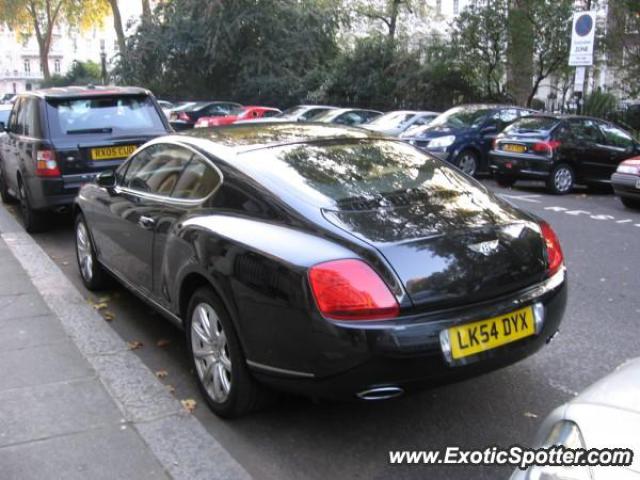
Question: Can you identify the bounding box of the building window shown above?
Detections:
[54,59,61,74]
[23,59,30,74]
[453,0,459,15]
[436,0,442,15]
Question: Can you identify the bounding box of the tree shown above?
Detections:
[41,59,101,87]
[605,0,640,96]
[118,0,344,104]
[0,0,110,81]
[449,0,510,100]
[523,0,573,107]
[349,0,427,43]
[107,0,126,59]
[507,0,534,105]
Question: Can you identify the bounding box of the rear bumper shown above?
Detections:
[611,173,640,199]
[489,151,553,178]
[252,270,568,400]
[25,173,97,210]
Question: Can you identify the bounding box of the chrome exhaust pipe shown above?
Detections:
[356,386,404,401]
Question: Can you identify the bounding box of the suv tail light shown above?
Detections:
[308,259,399,321]
[532,140,561,156]
[539,221,564,276]
[35,150,61,177]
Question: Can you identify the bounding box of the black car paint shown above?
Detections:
[489,115,640,185]
[76,124,566,399]
[0,87,171,211]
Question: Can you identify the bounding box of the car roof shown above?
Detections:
[170,122,383,154]
[21,85,152,99]
[524,113,609,123]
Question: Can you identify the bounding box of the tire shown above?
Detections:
[18,179,48,233]
[495,174,516,188]
[620,196,640,209]
[455,149,479,177]
[546,163,574,195]
[0,166,16,204]
[75,214,110,290]
[186,287,272,418]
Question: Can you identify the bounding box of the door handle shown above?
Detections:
[138,215,156,229]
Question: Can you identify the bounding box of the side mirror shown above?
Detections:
[96,170,116,189]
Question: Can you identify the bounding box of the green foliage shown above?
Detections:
[117,0,343,105]
[582,91,618,118]
[40,60,102,87]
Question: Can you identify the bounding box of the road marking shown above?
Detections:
[545,206,568,212]
[499,194,542,203]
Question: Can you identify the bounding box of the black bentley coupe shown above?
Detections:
[74,123,567,418]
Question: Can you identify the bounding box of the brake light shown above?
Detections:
[178,112,191,121]
[308,259,399,320]
[195,119,209,128]
[532,140,561,155]
[35,150,61,177]
[539,221,564,276]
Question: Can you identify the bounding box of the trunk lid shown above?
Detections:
[323,190,547,309]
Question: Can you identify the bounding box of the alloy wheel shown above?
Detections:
[554,167,573,193]
[76,220,93,282]
[458,152,477,176]
[191,302,232,403]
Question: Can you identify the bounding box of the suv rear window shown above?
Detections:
[47,95,166,135]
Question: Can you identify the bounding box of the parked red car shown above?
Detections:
[195,106,282,128]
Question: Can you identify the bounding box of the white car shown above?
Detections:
[362,110,439,136]
[513,357,640,479]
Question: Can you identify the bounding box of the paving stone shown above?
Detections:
[0,313,67,351]
[0,377,123,447]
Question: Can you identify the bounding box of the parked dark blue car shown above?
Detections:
[400,104,536,176]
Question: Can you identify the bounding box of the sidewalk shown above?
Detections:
[0,206,250,480]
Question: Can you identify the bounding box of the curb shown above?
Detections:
[0,205,251,480]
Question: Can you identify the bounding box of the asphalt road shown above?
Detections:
[10,179,640,480]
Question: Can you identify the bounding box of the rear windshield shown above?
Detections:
[238,139,478,209]
[505,117,560,133]
[48,95,166,135]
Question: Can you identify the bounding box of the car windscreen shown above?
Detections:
[47,95,166,135]
[277,106,307,118]
[431,106,494,129]
[237,139,480,209]
[366,112,414,128]
[504,116,560,134]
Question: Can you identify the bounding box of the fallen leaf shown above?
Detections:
[127,340,143,350]
[165,384,176,395]
[156,338,171,348]
[181,398,197,413]
[524,412,538,419]
[62,261,69,266]
[93,302,108,311]
[102,311,115,322]
[98,296,111,303]
[155,369,168,379]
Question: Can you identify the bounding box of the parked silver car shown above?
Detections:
[362,110,439,136]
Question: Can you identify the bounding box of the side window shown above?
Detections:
[15,98,28,135]
[499,109,519,124]
[569,120,604,143]
[123,144,193,195]
[21,98,41,138]
[301,108,326,120]
[599,124,634,149]
[171,156,221,200]
[8,98,21,133]
[263,110,279,118]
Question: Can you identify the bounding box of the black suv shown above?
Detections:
[0,86,171,231]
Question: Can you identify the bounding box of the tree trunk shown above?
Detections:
[142,0,151,18]
[108,0,127,55]
[388,0,400,42]
[507,0,534,105]
[527,74,545,107]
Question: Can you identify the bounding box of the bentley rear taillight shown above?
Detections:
[540,221,564,276]
[308,259,399,321]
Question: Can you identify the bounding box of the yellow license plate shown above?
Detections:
[91,145,137,161]
[448,306,535,360]
[502,144,526,153]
